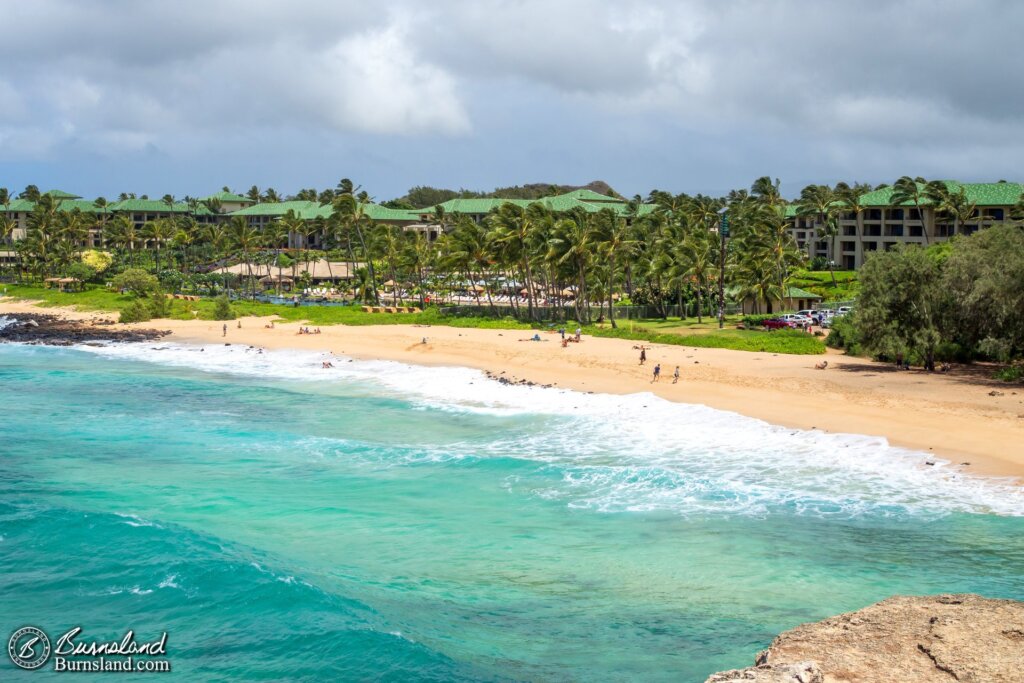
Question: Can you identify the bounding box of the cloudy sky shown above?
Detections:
[1,0,1020,201]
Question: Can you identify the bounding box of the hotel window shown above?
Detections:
[909,226,923,237]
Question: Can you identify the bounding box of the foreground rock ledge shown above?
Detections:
[706,594,1024,683]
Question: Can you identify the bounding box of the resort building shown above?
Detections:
[738,286,822,315]
[201,190,255,215]
[787,181,1023,270]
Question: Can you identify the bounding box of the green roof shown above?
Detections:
[202,190,252,203]
[44,189,81,200]
[228,200,327,219]
[108,198,197,213]
[557,188,621,203]
[859,181,1023,207]
[361,204,423,222]
[57,199,107,213]
[3,199,36,212]
[786,286,821,299]
[434,198,530,214]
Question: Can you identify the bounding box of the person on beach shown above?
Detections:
[237,320,242,329]
[639,346,646,365]
[575,327,581,342]
[652,363,661,382]
[559,327,565,340]
[673,366,680,383]
[222,323,227,337]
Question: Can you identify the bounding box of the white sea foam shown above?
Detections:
[114,512,162,528]
[158,574,180,589]
[0,316,16,332]
[76,342,1024,517]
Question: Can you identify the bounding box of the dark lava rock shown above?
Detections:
[0,313,170,346]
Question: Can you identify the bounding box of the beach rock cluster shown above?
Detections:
[0,313,169,346]
[484,370,554,389]
[705,594,1024,683]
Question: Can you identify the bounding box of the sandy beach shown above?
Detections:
[3,298,1022,481]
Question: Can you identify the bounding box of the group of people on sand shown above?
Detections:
[297,327,320,335]
[648,363,681,384]
[637,345,681,384]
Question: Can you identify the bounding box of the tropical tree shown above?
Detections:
[227,215,264,298]
[891,176,931,245]
[796,184,840,286]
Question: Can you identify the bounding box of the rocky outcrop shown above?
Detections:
[0,313,169,345]
[706,594,1024,683]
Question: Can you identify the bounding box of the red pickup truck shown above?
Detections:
[762,318,799,330]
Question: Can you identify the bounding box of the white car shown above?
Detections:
[780,314,813,326]
[836,306,853,316]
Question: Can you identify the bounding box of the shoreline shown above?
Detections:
[3,298,1023,482]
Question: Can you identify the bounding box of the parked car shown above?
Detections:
[780,313,813,326]
[836,306,853,315]
[796,309,819,321]
[762,318,799,330]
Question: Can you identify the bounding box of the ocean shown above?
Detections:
[1,338,1022,681]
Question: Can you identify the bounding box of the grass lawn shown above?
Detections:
[1,284,824,354]
[789,269,859,302]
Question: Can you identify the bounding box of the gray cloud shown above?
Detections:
[0,0,1022,196]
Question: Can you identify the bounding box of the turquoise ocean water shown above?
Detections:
[1,338,1022,681]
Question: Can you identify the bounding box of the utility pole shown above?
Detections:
[717,207,729,329]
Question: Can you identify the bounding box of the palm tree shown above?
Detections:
[593,208,635,326]
[679,226,715,321]
[834,182,870,262]
[227,215,263,299]
[263,188,281,203]
[174,217,199,278]
[547,209,595,323]
[926,181,977,237]
[490,202,542,321]
[246,186,261,203]
[144,218,176,274]
[891,176,931,245]
[331,191,378,304]
[796,184,839,286]
[105,215,139,267]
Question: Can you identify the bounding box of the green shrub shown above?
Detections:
[825,315,859,353]
[65,261,98,283]
[149,291,172,319]
[213,295,235,321]
[119,299,152,323]
[742,314,776,327]
[994,365,1024,382]
[111,268,159,297]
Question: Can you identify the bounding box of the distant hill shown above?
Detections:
[382,181,621,209]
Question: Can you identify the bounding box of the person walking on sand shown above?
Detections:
[222,323,227,337]
[237,320,242,329]
[639,346,646,365]
[672,366,680,384]
[652,363,661,383]
[575,327,581,342]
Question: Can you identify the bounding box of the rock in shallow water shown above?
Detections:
[706,661,821,682]
[0,313,169,345]
[705,594,1024,683]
